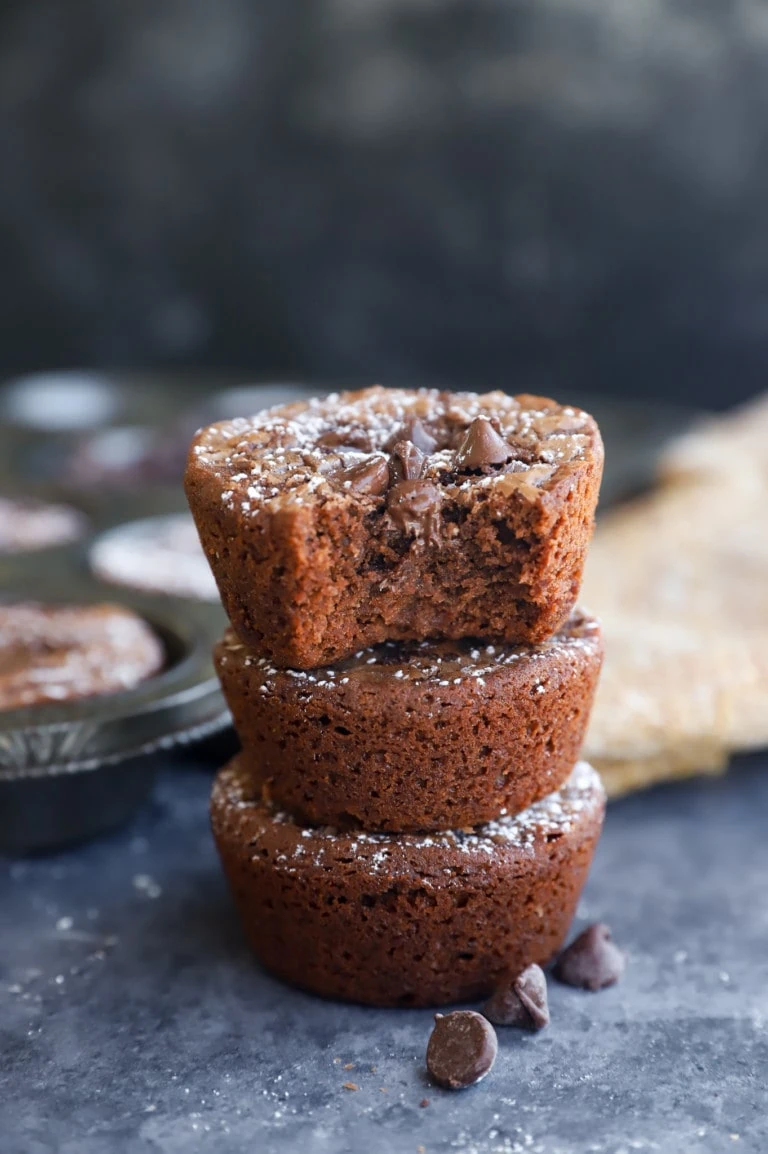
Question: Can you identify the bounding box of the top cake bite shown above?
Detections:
[186,386,603,668]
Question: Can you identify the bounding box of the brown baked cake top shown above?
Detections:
[212,759,603,874]
[222,607,601,693]
[189,386,601,528]
[0,602,165,711]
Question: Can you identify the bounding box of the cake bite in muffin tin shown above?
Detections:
[0,601,164,712]
[0,496,87,555]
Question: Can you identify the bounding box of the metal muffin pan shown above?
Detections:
[0,374,277,853]
[0,580,230,853]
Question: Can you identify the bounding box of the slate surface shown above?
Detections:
[1,755,766,1154]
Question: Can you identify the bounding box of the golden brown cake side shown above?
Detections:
[215,611,603,832]
[210,757,605,1007]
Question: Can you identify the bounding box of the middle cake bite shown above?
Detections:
[215,609,602,832]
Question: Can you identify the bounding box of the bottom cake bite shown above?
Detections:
[210,757,605,1007]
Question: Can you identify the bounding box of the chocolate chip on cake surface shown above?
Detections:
[337,455,390,495]
[385,478,443,543]
[426,1011,498,1090]
[455,416,511,470]
[483,963,550,1030]
[391,439,425,481]
[554,923,625,990]
[394,414,438,455]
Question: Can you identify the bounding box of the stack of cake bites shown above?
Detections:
[186,387,606,1007]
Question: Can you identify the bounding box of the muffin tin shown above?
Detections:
[0,375,323,853]
[0,569,230,853]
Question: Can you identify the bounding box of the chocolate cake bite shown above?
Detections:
[186,387,603,668]
[210,757,605,1007]
[215,610,603,832]
[0,602,164,711]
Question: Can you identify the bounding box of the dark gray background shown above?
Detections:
[2,1,768,406]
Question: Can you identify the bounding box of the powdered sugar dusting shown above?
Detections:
[90,514,219,602]
[191,387,594,516]
[0,497,86,554]
[217,761,604,874]
[223,611,600,692]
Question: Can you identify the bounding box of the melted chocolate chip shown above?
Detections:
[391,439,425,482]
[482,964,549,1030]
[317,427,372,452]
[386,479,442,543]
[455,417,511,470]
[426,1011,498,1090]
[396,415,438,455]
[553,923,625,991]
[337,456,390,496]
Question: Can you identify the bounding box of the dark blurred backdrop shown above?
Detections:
[2,0,768,407]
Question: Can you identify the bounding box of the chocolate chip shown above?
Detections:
[455,417,510,470]
[482,964,549,1030]
[553,923,625,991]
[317,427,373,451]
[337,455,390,496]
[426,1011,498,1090]
[386,479,442,543]
[397,416,438,455]
[391,439,425,481]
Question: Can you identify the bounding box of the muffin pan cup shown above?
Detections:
[0,377,340,852]
[0,579,230,853]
